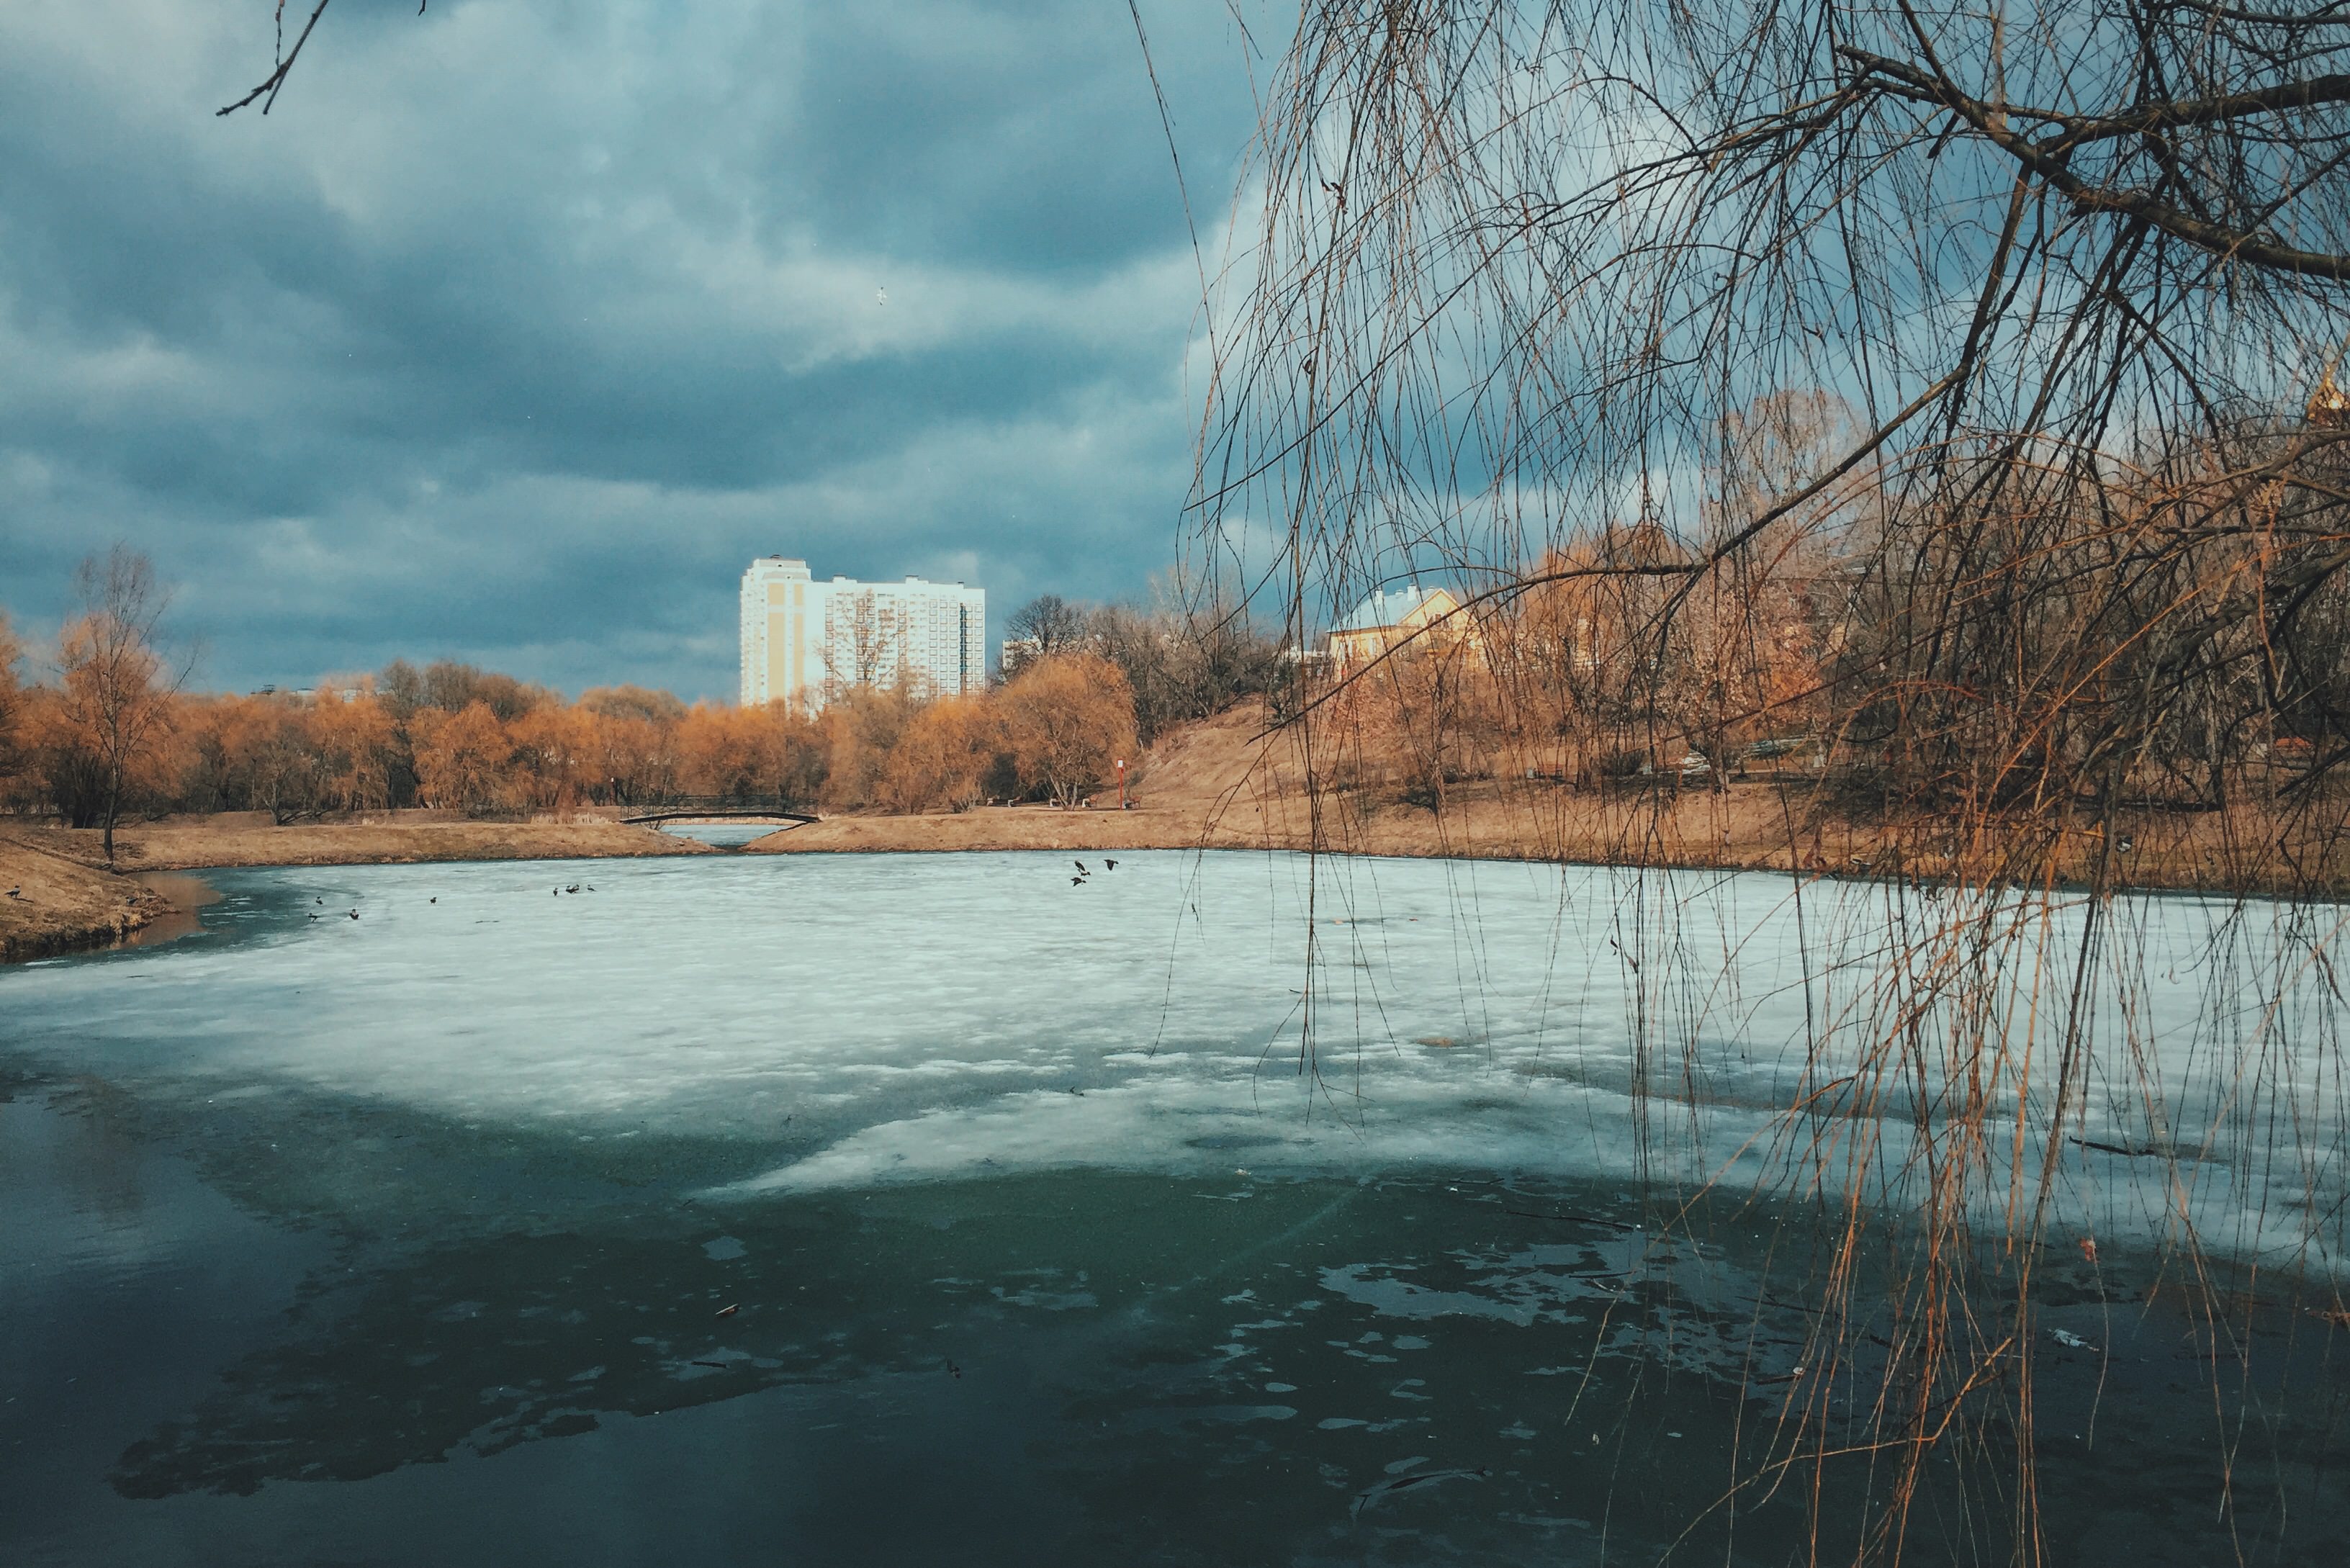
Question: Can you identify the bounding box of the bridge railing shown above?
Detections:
[619,802,821,826]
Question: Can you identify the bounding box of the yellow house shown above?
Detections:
[2312,366,2350,428]
[1325,584,1472,671]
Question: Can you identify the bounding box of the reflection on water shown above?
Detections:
[1,852,2346,1564]
[657,821,796,849]
[120,870,220,950]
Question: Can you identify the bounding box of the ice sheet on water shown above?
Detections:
[1,850,2341,1267]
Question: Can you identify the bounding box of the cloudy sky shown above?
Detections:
[0,1,1266,699]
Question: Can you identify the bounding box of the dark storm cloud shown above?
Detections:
[0,0,1262,698]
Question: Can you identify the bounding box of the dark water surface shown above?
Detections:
[3,853,2346,1564]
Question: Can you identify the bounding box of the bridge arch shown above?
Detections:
[620,807,820,829]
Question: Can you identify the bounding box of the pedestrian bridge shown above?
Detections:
[620,807,820,829]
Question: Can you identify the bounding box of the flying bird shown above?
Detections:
[1071,875,1087,886]
[1104,859,1117,870]
[876,287,888,305]
[4,886,17,898]
[1073,860,1087,873]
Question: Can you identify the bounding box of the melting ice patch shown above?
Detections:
[1,850,2343,1268]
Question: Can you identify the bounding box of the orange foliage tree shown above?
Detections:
[411,701,516,812]
[673,703,762,801]
[997,654,1137,808]
[214,695,328,824]
[311,690,397,812]
[579,686,685,805]
[508,704,596,811]
[815,688,917,810]
[0,611,23,783]
[52,549,182,859]
[879,694,1000,813]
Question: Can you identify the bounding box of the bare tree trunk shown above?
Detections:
[58,547,179,867]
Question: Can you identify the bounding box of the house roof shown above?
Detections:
[1333,583,1453,634]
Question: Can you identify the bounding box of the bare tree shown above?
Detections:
[1001,594,1093,674]
[55,547,184,862]
[217,0,350,118]
[824,590,904,698]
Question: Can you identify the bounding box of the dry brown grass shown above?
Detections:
[0,837,169,961]
[7,809,713,875]
[760,703,2350,895]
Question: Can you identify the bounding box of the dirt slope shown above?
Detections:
[0,837,170,961]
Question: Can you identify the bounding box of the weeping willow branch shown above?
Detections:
[1200,4,2350,1562]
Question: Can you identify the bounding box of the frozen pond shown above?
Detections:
[2,851,2344,1564]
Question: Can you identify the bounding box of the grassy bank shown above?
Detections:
[9,812,718,875]
[754,706,2347,896]
[0,838,172,962]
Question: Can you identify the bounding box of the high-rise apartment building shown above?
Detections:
[739,557,986,711]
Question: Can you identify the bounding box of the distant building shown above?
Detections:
[250,685,364,702]
[997,635,1043,676]
[739,557,986,711]
[1325,582,1472,671]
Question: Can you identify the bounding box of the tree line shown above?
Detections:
[1288,404,2350,851]
[0,555,1175,851]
